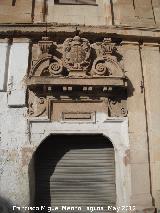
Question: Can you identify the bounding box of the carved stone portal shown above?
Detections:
[27,36,127,119]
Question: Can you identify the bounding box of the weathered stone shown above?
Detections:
[0,0,32,23]
[141,43,160,208]
[7,38,30,107]
[122,41,153,208]
[0,39,9,91]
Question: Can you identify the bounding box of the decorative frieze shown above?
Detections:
[27,87,127,119]
[29,36,125,78]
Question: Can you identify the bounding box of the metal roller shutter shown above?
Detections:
[35,135,116,212]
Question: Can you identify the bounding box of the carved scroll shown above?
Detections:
[108,98,127,117]
[28,90,47,117]
[91,38,124,77]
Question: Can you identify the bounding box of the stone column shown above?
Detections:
[7,38,30,107]
[0,39,9,91]
[141,43,160,209]
[122,41,154,212]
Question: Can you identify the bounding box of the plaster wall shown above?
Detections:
[141,43,160,208]
[0,39,30,207]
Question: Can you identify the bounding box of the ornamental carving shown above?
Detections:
[29,36,124,78]
[27,35,127,119]
[38,37,53,54]
[108,98,127,117]
[28,90,47,117]
[91,38,124,77]
[63,36,91,76]
[30,37,64,77]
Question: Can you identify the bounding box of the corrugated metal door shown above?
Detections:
[35,135,116,212]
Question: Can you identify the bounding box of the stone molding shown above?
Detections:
[0,24,160,41]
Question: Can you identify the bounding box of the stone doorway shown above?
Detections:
[34,134,116,212]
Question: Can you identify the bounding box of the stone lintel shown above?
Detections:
[26,76,127,87]
[121,41,139,46]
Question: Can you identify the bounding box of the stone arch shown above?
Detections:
[28,118,131,209]
[32,134,116,208]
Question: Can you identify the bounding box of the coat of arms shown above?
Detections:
[63,36,91,76]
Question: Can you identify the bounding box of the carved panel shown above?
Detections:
[29,36,124,78]
[28,90,47,117]
[62,112,95,122]
[27,88,127,119]
[108,98,127,117]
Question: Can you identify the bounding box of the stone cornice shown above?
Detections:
[0,24,160,42]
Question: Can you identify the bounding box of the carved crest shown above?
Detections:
[63,36,91,76]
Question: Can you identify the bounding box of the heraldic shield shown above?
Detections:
[63,36,91,77]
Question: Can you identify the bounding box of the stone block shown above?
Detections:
[47,0,108,25]
[131,163,151,195]
[134,0,154,18]
[0,0,32,23]
[113,0,136,25]
[33,0,44,23]
[7,39,30,107]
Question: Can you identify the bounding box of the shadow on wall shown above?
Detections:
[0,196,22,213]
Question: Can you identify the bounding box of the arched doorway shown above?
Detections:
[34,134,116,212]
